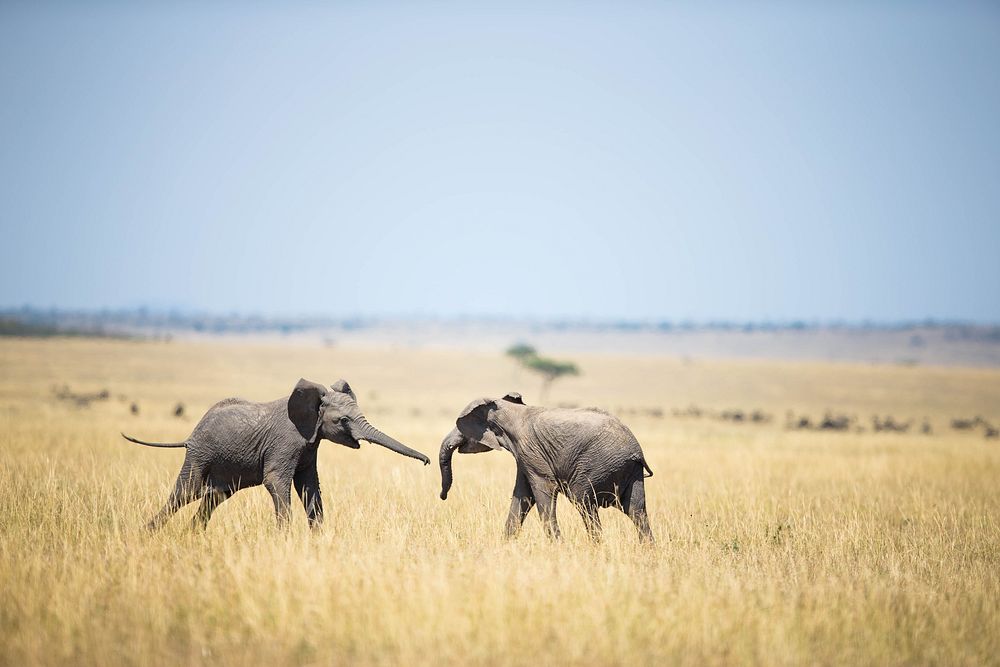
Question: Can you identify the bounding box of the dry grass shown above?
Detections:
[1,338,999,666]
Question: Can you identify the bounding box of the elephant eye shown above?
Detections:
[339,416,349,425]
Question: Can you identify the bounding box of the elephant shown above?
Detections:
[123,378,430,531]
[439,393,654,542]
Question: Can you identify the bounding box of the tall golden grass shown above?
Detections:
[1,338,999,666]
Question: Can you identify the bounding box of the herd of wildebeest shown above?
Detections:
[614,402,997,439]
[670,404,998,439]
[53,385,185,418]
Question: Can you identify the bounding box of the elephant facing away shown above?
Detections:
[439,393,654,542]
[124,378,430,531]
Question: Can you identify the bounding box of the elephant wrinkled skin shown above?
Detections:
[440,393,654,542]
[124,378,429,530]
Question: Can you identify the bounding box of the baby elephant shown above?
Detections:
[440,393,654,542]
[124,378,429,530]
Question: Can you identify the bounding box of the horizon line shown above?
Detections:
[2,305,998,330]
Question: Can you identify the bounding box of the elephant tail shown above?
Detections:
[121,432,187,448]
[641,459,653,478]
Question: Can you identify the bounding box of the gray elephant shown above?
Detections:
[123,378,429,530]
[439,393,654,542]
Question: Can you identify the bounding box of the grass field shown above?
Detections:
[1,338,999,666]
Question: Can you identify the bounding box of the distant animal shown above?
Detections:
[130,402,140,415]
[719,410,745,423]
[53,386,110,408]
[873,415,911,433]
[951,417,983,431]
[984,423,999,440]
[786,412,812,430]
[123,379,429,530]
[819,413,852,431]
[920,419,933,435]
[173,403,185,418]
[440,393,654,542]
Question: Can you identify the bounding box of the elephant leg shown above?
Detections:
[264,476,293,527]
[575,492,602,542]
[192,486,232,530]
[503,470,536,539]
[621,475,654,543]
[147,461,205,531]
[293,466,324,529]
[530,481,561,540]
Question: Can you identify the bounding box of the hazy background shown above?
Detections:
[2,2,998,323]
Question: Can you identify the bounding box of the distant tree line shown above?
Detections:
[1,307,998,342]
[0,317,126,339]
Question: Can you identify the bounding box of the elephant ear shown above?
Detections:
[502,392,525,405]
[329,379,357,401]
[288,379,327,443]
[458,439,495,454]
[456,398,504,451]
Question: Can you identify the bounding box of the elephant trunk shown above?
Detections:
[353,416,430,465]
[439,428,464,500]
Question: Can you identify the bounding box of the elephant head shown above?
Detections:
[288,378,429,464]
[439,392,524,499]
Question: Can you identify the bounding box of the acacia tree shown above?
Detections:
[505,343,537,361]
[505,344,580,402]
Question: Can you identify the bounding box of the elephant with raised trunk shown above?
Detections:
[440,393,654,542]
[124,378,429,530]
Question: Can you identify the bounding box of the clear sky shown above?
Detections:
[1,2,998,322]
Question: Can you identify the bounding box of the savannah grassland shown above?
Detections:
[1,338,999,666]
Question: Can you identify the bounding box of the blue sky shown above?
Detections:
[2,2,998,322]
